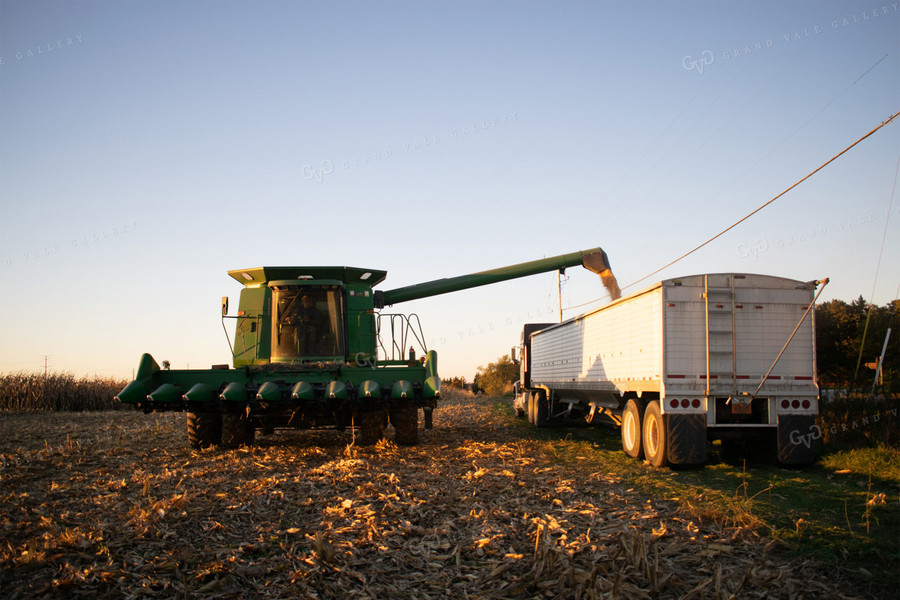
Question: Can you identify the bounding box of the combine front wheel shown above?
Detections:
[187,412,222,449]
[354,410,385,446]
[391,406,419,446]
[221,413,256,448]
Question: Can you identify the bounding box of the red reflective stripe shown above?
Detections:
[667,374,686,379]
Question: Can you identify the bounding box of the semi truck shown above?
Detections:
[115,247,618,449]
[515,273,827,466]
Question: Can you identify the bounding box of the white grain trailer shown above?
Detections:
[515,274,827,467]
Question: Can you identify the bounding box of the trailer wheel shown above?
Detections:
[534,390,550,427]
[642,401,668,468]
[526,392,535,424]
[221,413,255,449]
[187,412,221,449]
[390,406,419,446]
[621,399,644,459]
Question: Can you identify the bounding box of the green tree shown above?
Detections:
[473,354,519,397]
[816,297,899,392]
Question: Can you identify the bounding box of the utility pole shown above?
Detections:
[42,355,50,378]
[871,328,892,395]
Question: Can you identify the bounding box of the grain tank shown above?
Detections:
[116,247,616,448]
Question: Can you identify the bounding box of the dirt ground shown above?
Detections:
[0,397,864,599]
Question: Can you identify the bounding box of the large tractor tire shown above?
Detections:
[390,406,419,446]
[354,410,385,446]
[221,413,256,449]
[187,412,222,449]
[533,389,550,428]
[621,399,644,459]
[642,401,668,468]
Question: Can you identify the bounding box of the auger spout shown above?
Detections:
[375,246,618,308]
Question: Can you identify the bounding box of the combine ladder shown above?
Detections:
[704,275,737,398]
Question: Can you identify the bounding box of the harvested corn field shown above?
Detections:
[0,397,869,599]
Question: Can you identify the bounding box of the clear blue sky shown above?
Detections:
[1,1,897,381]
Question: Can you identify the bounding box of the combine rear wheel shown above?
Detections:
[221,413,256,449]
[187,412,222,449]
[391,406,419,446]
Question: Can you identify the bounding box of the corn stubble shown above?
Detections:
[0,398,861,599]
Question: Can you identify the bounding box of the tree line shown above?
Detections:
[816,298,898,392]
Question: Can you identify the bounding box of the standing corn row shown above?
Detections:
[0,372,128,411]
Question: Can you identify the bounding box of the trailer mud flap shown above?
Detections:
[667,414,707,465]
[777,414,817,465]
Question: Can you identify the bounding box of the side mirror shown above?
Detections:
[221,297,229,316]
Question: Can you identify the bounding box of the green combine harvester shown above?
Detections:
[116,247,615,449]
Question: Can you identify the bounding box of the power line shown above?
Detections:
[853,153,900,383]
[624,109,900,291]
[606,2,852,224]
[565,109,900,312]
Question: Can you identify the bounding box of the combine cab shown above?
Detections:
[116,248,617,448]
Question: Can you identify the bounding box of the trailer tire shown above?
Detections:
[187,412,221,449]
[526,392,535,424]
[667,413,707,466]
[642,401,668,468]
[221,413,255,449]
[534,390,550,427]
[621,399,644,459]
[391,406,419,446]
